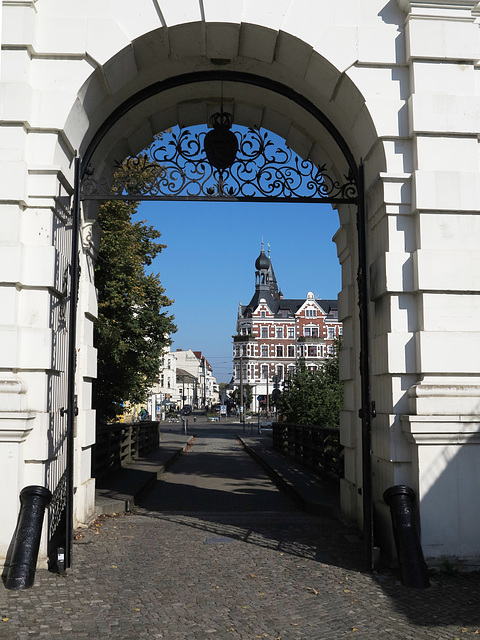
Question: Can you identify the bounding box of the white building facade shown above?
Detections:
[146,348,179,419]
[1,0,480,570]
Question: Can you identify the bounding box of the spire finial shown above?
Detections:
[267,242,271,258]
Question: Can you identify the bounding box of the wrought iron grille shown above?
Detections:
[81,125,358,204]
[46,203,73,562]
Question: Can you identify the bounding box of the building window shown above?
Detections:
[276,345,283,357]
[308,345,317,357]
[261,327,268,338]
[287,365,295,377]
[279,310,287,318]
[312,327,319,337]
[276,365,283,379]
[287,345,295,357]
[261,311,266,317]
[306,309,317,317]
[261,365,269,379]
[304,327,311,337]
[276,327,283,338]
[287,327,294,339]
[339,325,343,335]
[327,327,335,339]
[327,345,334,355]
[261,345,268,357]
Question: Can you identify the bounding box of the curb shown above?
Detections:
[94,436,193,516]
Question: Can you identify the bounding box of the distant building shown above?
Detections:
[233,244,342,412]
[147,348,219,416]
[147,347,179,418]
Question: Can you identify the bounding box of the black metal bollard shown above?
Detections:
[5,485,52,590]
[383,485,430,588]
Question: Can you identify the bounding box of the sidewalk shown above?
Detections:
[238,435,339,516]
[95,431,193,515]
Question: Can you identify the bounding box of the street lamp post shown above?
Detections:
[239,356,245,429]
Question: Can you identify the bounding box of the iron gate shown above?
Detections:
[46,159,80,570]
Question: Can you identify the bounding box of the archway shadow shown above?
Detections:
[135,425,480,630]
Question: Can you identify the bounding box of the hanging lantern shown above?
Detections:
[204,111,238,170]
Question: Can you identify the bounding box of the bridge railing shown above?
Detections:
[272,422,343,481]
[92,421,160,480]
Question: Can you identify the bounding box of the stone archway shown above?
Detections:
[2,1,480,571]
[75,64,372,551]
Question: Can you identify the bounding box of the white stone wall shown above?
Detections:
[1,0,480,568]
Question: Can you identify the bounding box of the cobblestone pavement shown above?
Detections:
[1,424,480,639]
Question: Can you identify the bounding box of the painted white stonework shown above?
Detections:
[1,0,480,569]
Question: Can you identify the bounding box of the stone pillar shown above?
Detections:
[397,0,480,565]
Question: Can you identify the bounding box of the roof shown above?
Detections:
[240,297,339,319]
[193,350,213,371]
[176,367,196,381]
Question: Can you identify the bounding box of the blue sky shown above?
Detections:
[135,200,341,383]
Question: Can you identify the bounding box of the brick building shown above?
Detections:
[233,244,342,412]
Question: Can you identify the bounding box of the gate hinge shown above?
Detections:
[358,401,376,421]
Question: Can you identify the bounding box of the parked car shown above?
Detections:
[182,404,192,415]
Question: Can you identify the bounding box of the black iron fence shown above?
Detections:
[272,422,343,481]
[92,421,160,480]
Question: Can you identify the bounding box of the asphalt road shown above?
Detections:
[139,419,299,513]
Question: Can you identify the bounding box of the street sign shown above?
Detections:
[220,405,227,416]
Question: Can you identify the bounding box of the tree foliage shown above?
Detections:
[276,340,343,427]
[93,198,176,422]
[231,384,253,408]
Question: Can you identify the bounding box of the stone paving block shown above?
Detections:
[2,425,480,638]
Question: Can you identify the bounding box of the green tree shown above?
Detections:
[231,384,253,409]
[93,198,176,422]
[277,340,343,427]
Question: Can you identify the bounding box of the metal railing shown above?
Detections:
[272,422,343,481]
[92,421,160,480]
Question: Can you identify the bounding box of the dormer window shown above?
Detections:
[261,311,266,317]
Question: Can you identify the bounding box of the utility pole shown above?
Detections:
[203,357,206,409]
[239,356,244,428]
[266,370,269,416]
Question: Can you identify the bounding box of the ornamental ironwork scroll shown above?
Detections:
[81,125,358,204]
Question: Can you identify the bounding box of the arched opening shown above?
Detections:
[5,0,480,580]
[56,66,375,572]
